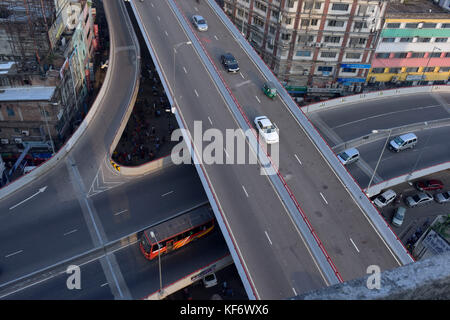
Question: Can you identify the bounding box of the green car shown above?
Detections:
[262,81,277,99]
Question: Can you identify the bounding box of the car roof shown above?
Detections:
[193,15,204,20]
[258,117,272,127]
[381,189,396,197]
[399,133,417,140]
[223,53,235,59]
[341,148,359,157]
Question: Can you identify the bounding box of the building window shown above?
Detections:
[269,26,276,34]
[311,19,318,26]
[272,10,279,19]
[376,52,390,59]
[435,38,448,43]
[285,17,292,24]
[301,19,310,27]
[253,16,264,27]
[331,3,349,11]
[6,106,14,116]
[382,37,395,43]
[287,0,295,8]
[281,33,291,41]
[358,4,368,15]
[423,67,435,72]
[318,66,333,72]
[298,35,314,43]
[386,23,400,28]
[324,36,341,43]
[410,52,425,58]
[342,68,357,73]
[255,1,267,12]
[371,68,385,74]
[406,67,419,72]
[393,52,407,58]
[441,23,450,28]
[320,51,337,58]
[421,23,436,29]
[314,2,322,9]
[400,37,413,42]
[417,37,431,43]
[389,68,401,73]
[354,21,367,29]
[405,23,419,28]
[296,50,311,57]
[439,67,450,72]
[304,1,313,10]
[431,52,442,57]
[328,20,345,27]
[345,52,361,59]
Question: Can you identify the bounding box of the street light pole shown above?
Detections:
[421,46,441,84]
[366,128,392,195]
[173,41,192,106]
[150,231,163,296]
[40,104,56,154]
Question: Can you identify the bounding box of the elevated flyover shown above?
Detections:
[130,0,414,299]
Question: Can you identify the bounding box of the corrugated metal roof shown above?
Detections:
[0,86,56,102]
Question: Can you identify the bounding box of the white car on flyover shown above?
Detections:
[254,116,279,144]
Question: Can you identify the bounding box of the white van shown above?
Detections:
[389,133,417,152]
[337,148,360,165]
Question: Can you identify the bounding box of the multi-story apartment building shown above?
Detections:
[223,0,387,95]
[367,0,450,87]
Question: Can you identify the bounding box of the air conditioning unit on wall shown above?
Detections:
[1,139,9,144]
[14,138,22,144]
[22,130,29,136]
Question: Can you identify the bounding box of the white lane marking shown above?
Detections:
[194,89,199,97]
[265,231,272,245]
[240,73,245,79]
[255,96,261,103]
[9,186,48,211]
[350,238,360,253]
[150,3,154,8]
[157,16,160,21]
[242,185,249,197]
[208,116,213,125]
[63,229,78,236]
[294,154,302,165]
[194,7,198,12]
[5,250,23,258]
[320,192,328,205]
[161,191,174,197]
[100,282,109,287]
[235,80,251,88]
[183,66,187,74]
[164,30,168,37]
[292,287,297,295]
[114,209,128,216]
[214,35,218,40]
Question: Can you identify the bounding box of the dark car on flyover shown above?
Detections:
[221,53,240,73]
[414,179,444,192]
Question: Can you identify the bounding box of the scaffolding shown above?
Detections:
[0,0,56,72]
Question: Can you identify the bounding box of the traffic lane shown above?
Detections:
[312,93,446,136]
[116,230,229,299]
[180,2,400,279]
[2,260,113,300]
[349,127,450,184]
[137,2,327,298]
[90,164,208,241]
[0,163,94,285]
[434,92,450,106]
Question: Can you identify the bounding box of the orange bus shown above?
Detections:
[139,206,215,260]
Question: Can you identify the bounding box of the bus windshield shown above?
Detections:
[140,235,151,253]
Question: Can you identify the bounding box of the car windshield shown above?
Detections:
[263,124,275,133]
[412,195,420,202]
[339,152,350,161]
[393,136,404,145]
[226,57,236,64]
[378,195,387,203]
[270,88,276,94]
[205,274,215,281]
[140,235,151,253]
[443,192,450,199]
[198,19,206,24]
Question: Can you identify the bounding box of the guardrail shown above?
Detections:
[333,118,450,153]
[117,155,175,176]
[302,85,450,114]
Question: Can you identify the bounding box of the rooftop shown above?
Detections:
[387,0,450,18]
[0,86,56,102]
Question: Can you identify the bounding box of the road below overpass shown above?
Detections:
[131,0,404,298]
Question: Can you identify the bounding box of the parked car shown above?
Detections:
[405,192,433,208]
[337,148,360,166]
[203,273,218,288]
[192,15,208,31]
[373,189,397,208]
[391,206,406,227]
[254,116,279,144]
[434,191,450,204]
[221,53,240,73]
[414,179,444,192]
